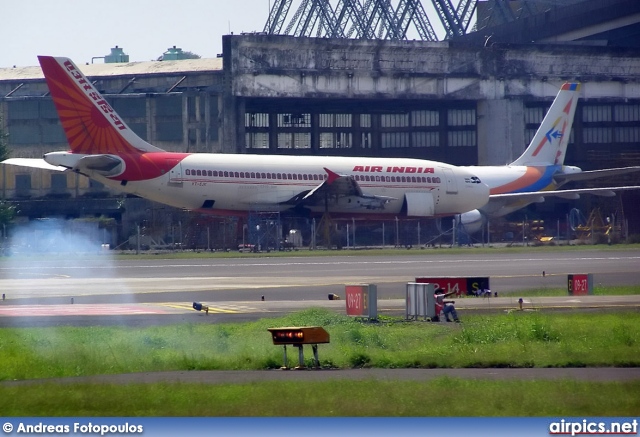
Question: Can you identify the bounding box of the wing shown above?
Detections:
[303,167,363,200]
[484,185,640,217]
[555,166,640,183]
[1,158,66,172]
[283,167,395,210]
[491,185,640,201]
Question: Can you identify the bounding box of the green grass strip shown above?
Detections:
[1,310,639,381]
[1,379,638,416]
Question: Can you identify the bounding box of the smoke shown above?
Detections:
[1,218,134,305]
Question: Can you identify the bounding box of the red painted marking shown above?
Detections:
[0,304,171,317]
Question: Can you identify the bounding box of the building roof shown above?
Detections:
[455,0,640,48]
[0,57,223,81]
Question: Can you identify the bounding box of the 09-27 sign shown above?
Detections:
[568,274,593,295]
[345,284,377,319]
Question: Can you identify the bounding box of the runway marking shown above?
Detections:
[0,303,171,317]
[1,255,639,272]
[157,302,257,313]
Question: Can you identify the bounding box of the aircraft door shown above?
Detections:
[404,192,435,217]
[441,168,458,194]
[167,159,183,184]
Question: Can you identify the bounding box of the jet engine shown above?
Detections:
[457,209,485,235]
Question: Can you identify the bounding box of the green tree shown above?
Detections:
[0,115,14,229]
[0,200,15,227]
[0,114,9,161]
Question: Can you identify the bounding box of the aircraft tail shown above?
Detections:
[510,83,581,166]
[38,56,163,155]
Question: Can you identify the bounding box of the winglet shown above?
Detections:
[561,83,581,91]
[323,167,341,185]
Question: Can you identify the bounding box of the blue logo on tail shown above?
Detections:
[545,128,563,144]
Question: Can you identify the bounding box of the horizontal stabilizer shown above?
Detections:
[1,158,66,172]
[555,166,640,183]
[491,185,640,200]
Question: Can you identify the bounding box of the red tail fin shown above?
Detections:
[38,56,163,155]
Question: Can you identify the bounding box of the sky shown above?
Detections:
[2,0,453,69]
[1,0,271,68]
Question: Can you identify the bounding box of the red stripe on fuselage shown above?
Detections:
[114,152,190,181]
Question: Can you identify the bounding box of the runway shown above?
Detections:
[0,247,639,327]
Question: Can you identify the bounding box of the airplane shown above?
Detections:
[1,56,490,222]
[456,82,640,234]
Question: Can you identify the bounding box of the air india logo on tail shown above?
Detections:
[39,56,141,155]
[63,60,126,131]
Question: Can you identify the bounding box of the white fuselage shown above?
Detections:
[92,154,490,217]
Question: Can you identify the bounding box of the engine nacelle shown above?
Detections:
[458,209,485,234]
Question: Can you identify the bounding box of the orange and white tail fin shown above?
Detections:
[510,83,581,167]
[38,56,164,155]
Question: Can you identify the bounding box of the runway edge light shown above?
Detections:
[267,326,330,370]
[192,302,209,314]
[267,326,330,345]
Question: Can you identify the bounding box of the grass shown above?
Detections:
[2,242,639,261]
[1,309,639,381]
[1,379,639,416]
[509,285,640,297]
[1,309,639,416]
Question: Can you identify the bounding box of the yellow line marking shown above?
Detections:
[156,302,247,313]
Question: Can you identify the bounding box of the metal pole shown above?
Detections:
[395,217,399,247]
[626,219,629,241]
[297,345,305,368]
[352,217,355,248]
[312,344,319,368]
[452,218,456,247]
[207,227,210,251]
[312,218,316,250]
[136,225,140,254]
[346,224,350,248]
[417,221,421,246]
[382,221,385,248]
[223,219,226,249]
[282,345,288,369]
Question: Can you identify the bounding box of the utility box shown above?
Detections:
[406,282,436,320]
[345,284,377,319]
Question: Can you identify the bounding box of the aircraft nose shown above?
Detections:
[464,171,490,210]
